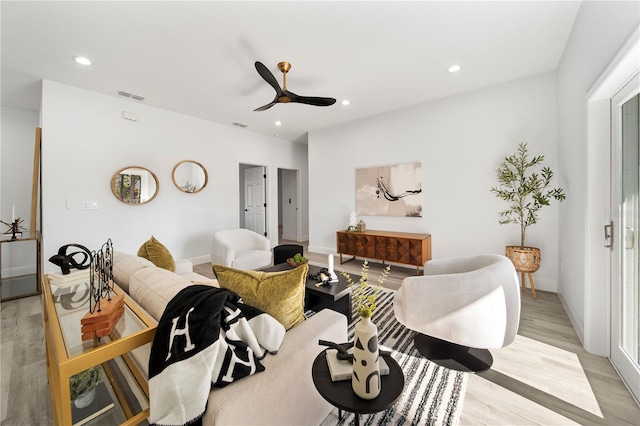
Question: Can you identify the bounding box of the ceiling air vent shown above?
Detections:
[117,90,145,101]
[232,122,248,128]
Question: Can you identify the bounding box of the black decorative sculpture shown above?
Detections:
[89,239,114,314]
[48,243,92,275]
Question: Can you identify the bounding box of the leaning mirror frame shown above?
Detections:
[172,160,208,194]
[111,166,159,205]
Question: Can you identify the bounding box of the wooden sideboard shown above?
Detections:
[336,230,431,274]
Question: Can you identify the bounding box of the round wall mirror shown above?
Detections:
[172,160,208,193]
[111,166,159,204]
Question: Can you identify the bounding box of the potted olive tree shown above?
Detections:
[491,142,566,297]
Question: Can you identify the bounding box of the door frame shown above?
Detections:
[610,74,640,404]
[238,163,268,236]
[277,168,301,242]
[584,28,639,356]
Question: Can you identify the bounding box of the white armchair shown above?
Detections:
[210,228,272,270]
[394,254,520,372]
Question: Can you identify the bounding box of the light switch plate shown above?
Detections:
[82,201,98,210]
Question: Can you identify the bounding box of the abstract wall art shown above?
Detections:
[356,162,423,217]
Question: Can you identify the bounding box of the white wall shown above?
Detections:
[557,1,640,354]
[1,107,39,276]
[40,80,309,271]
[309,72,561,291]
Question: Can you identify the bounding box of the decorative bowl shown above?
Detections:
[287,258,308,268]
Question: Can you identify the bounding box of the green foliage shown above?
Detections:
[291,253,307,263]
[490,142,566,247]
[340,260,390,318]
[70,366,101,400]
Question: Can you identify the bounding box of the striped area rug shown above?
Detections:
[318,288,468,426]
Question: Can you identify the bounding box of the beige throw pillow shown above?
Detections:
[137,236,176,272]
[212,264,308,330]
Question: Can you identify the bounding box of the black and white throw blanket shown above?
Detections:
[148,285,285,426]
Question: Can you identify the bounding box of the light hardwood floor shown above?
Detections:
[1,242,638,425]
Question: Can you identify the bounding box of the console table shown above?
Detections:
[43,275,156,425]
[336,230,431,274]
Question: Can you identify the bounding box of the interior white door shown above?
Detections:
[244,166,266,236]
[280,169,299,241]
[610,73,640,404]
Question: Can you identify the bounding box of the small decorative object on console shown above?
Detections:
[80,239,124,340]
[70,366,101,408]
[1,218,26,240]
[48,243,92,275]
[347,211,358,232]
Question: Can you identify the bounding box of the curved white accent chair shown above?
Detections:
[210,228,272,270]
[394,254,520,372]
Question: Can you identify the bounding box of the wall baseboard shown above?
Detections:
[189,255,210,266]
[558,289,585,347]
[1,265,36,278]
[308,245,334,255]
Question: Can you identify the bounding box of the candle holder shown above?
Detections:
[327,254,339,282]
[1,218,26,240]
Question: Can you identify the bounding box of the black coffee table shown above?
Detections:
[311,350,405,426]
[263,263,355,322]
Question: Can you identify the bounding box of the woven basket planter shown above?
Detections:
[505,246,540,273]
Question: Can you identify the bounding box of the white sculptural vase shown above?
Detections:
[352,316,381,399]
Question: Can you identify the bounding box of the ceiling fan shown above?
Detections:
[253,61,336,111]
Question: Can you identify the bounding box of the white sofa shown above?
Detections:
[112,251,347,425]
[210,228,272,270]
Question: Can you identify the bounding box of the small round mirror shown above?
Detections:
[172,160,208,193]
[111,166,159,204]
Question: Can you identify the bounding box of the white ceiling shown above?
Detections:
[1,1,581,143]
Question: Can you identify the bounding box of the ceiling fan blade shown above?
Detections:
[254,61,282,95]
[287,91,337,107]
[253,101,277,112]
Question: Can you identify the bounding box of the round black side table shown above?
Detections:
[311,350,405,426]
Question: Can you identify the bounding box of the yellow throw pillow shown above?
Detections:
[212,264,308,330]
[137,236,176,272]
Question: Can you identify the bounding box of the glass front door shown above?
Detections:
[611,74,640,403]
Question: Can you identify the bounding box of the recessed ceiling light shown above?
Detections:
[72,56,92,66]
[341,99,350,106]
[448,64,461,73]
[275,121,282,126]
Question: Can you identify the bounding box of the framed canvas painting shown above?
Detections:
[356,162,422,217]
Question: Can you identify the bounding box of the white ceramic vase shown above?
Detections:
[352,316,381,399]
[73,387,96,409]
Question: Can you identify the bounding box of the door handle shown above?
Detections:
[624,226,634,250]
[604,222,613,249]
